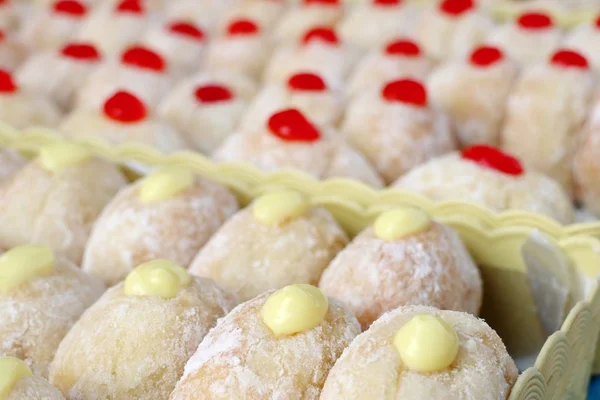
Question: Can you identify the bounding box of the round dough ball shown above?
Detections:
[319,220,482,329]
[2,358,66,400]
[190,202,348,301]
[320,306,518,400]
[49,274,237,400]
[170,289,360,399]
[0,149,26,185]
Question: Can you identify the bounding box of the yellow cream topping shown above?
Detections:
[124,259,191,299]
[261,284,328,336]
[0,245,55,294]
[138,166,195,204]
[253,190,309,225]
[0,357,33,398]
[38,142,93,172]
[373,208,431,241]
[393,315,459,373]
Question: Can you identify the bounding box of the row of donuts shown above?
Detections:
[0,143,515,398]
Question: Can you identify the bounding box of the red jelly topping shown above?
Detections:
[439,0,474,16]
[194,84,233,103]
[304,0,339,5]
[287,73,327,92]
[595,15,600,29]
[385,39,421,57]
[103,91,146,123]
[461,145,524,176]
[551,49,589,69]
[517,12,553,29]
[53,0,87,16]
[268,109,320,142]
[168,21,205,41]
[302,27,339,45]
[0,30,5,42]
[374,0,402,5]
[382,79,427,107]
[227,19,260,36]
[116,0,143,14]
[121,46,166,72]
[61,43,101,61]
[469,46,504,67]
[0,69,17,93]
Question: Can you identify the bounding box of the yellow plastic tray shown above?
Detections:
[1,126,600,400]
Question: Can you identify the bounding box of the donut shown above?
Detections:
[83,165,239,286]
[0,143,128,263]
[0,245,105,378]
[0,357,65,400]
[319,208,482,329]
[320,306,518,400]
[563,15,600,71]
[49,260,237,399]
[213,108,385,188]
[190,190,348,301]
[170,284,360,399]
[393,146,575,223]
[273,0,344,44]
[342,78,455,184]
[0,30,27,71]
[0,148,26,184]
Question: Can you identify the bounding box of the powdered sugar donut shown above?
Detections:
[417,0,493,61]
[190,190,348,302]
[49,260,237,400]
[16,42,102,111]
[0,69,61,128]
[347,38,434,98]
[0,144,128,263]
[501,49,595,195]
[214,108,385,188]
[83,166,238,286]
[0,30,27,71]
[342,78,455,184]
[563,16,600,71]
[61,91,189,152]
[170,285,360,399]
[574,92,600,216]
[320,306,518,400]
[487,11,562,65]
[393,146,575,223]
[319,208,482,329]
[76,45,174,111]
[264,26,357,89]
[274,0,344,44]
[427,45,518,148]
[0,357,66,400]
[21,0,89,51]
[218,0,287,32]
[158,72,257,154]
[0,148,26,184]
[240,72,344,131]
[0,245,105,378]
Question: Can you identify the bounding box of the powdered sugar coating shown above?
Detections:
[0,149,27,184]
[21,5,86,51]
[0,33,27,71]
[393,152,575,223]
[564,23,600,71]
[0,158,128,263]
[342,88,455,184]
[190,205,348,301]
[0,91,62,129]
[319,222,482,329]
[171,291,360,399]
[320,305,518,400]
[487,22,562,65]
[213,125,384,188]
[49,277,237,400]
[273,3,344,44]
[83,176,238,286]
[7,375,66,399]
[0,257,105,378]
[165,0,234,32]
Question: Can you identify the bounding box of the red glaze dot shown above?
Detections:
[381,79,427,107]
[302,27,339,46]
[304,0,340,5]
[461,145,524,176]
[53,0,87,16]
[469,46,504,67]
[194,84,233,103]
[287,73,327,92]
[439,0,474,16]
[60,43,101,61]
[551,49,589,69]
[595,15,600,29]
[168,21,205,41]
[103,91,146,123]
[116,0,144,14]
[0,69,17,93]
[268,108,321,142]
[121,46,166,72]
[227,19,260,36]
[374,0,401,5]
[0,30,5,42]
[517,12,553,29]
[385,39,421,57]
